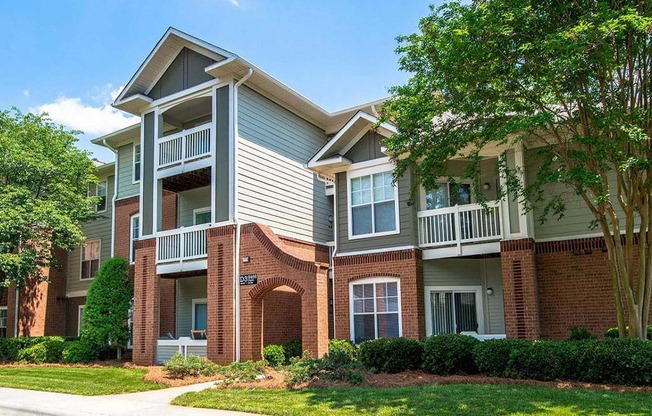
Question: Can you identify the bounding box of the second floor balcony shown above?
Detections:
[158,122,212,171]
[156,223,210,274]
[417,201,502,256]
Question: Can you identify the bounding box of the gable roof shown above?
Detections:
[307,111,397,177]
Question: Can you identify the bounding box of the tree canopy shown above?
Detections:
[382,0,652,338]
[0,109,99,287]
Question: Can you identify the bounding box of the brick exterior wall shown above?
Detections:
[159,278,176,338]
[333,249,425,341]
[262,286,302,346]
[500,239,540,339]
[132,238,159,365]
[5,248,68,337]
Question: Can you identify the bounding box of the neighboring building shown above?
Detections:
[0,28,629,363]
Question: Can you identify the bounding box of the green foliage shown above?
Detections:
[422,334,480,375]
[263,345,286,368]
[0,109,98,288]
[80,257,133,355]
[358,337,423,373]
[217,360,266,384]
[0,336,67,362]
[328,339,357,360]
[473,338,530,377]
[286,349,364,386]
[605,325,652,340]
[62,341,94,364]
[569,326,596,341]
[164,353,265,384]
[282,339,302,363]
[17,338,66,364]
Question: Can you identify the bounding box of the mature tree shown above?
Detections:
[382,0,652,338]
[0,109,98,288]
[80,257,133,359]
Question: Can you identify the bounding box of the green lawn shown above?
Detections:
[0,366,164,395]
[172,384,652,416]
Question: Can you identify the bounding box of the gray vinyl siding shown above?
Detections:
[423,258,505,335]
[337,168,417,253]
[345,131,386,163]
[141,112,156,236]
[116,142,140,200]
[237,86,332,243]
[176,276,207,338]
[66,174,114,294]
[178,186,211,227]
[149,48,215,100]
[215,86,231,222]
[524,150,635,240]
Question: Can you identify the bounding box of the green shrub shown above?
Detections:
[328,339,357,360]
[569,326,595,341]
[0,336,68,363]
[286,353,364,386]
[505,340,584,381]
[578,339,652,385]
[605,325,652,340]
[282,339,302,363]
[473,338,529,377]
[165,353,216,377]
[358,337,423,373]
[80,257,133,357]
[18,338,66,363]
[62,341,94,364]
[422,334,480,375]
[217,360,266,384]
[263,344,286,368]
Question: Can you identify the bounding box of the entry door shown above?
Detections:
[430,290,479,334]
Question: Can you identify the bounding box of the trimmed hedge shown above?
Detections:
[263,344,285,368]
[328,339,357,361]
[62,341,94,364]
[17,338,66,364]
[0,336,72,362]
[605,325,652,340]
[422,334,480,375]
[282,340,302,363]
[358,337,423,373]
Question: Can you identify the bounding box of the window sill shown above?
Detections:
[348,229,401,240]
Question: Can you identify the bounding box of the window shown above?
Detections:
[193,207,211,225]
[349,168,398,238]
[77,305,85,336]
[89,181,108,212]
[350,278,401,343]
[192,299,207,331]
[424,182,471,210]
[133,144,141,183]
[425,286,483,336]
[81,240,100,280]
[130,215,140,264]
[0,307,7,338]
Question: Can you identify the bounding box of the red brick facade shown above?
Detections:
[132,238,159,365]
[333,249,425,341]
[262,286,302,346]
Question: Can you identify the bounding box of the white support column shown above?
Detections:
[210,85,218,225]
[514,145,533,238]
[152,108,161,234]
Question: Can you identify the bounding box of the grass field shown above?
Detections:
[0,366,164,395]
[172,384,652,416]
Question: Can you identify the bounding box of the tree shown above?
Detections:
[80,257,133,359]
[381,0,652,339]
[0,109,98,288]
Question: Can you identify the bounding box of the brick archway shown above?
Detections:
[249,277,306,299]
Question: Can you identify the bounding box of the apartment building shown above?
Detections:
[0,28,625,365]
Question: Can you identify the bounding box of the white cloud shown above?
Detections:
[23,89,30,97]
[33,85,138,136]
[229,0,240,6]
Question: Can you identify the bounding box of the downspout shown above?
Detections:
[103,139,119,257]
[233,68,253,362]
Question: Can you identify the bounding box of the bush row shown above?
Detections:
[0,336,92,364]
[262,339,303,367]
[352,335,652,386]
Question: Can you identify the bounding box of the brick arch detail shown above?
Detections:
[346,273,402,283]
[248,276,306,299]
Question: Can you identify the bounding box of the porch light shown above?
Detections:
[486,287,494,295]
[483,182,491,190]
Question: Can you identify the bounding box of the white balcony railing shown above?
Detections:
[158,123,211,168]
[417,201,502,249]
[156,224,210,264]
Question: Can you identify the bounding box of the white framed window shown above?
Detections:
[77,305,85,336]
[89,181,108,213]
[80,240,100,280]
[349,277,401,344]
[424,286,484,336]
[133,144,141,183]
[422,181,472,211]
[192,298,207,331]
[0,306,7,338]
[193,207,211,225]
[347,164,400,239]
[130,214,140,264]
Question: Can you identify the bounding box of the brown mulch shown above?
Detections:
[142,365,225,387]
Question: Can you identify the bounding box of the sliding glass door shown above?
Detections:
[430,290,479,335]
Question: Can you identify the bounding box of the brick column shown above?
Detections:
[301,267,330,358]
[132,238,159,365]
[207,225,235,365]
[501,238,540,339]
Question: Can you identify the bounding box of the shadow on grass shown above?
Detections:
[295,384,652,415]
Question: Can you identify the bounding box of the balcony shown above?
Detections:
[157,123,211,171]
[417,201,502,258]
[156,224,210,274]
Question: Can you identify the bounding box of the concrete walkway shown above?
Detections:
[0,382,259,416]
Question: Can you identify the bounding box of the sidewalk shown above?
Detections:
[0,382,258,416]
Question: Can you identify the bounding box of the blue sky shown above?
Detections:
[0,0,437,161]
